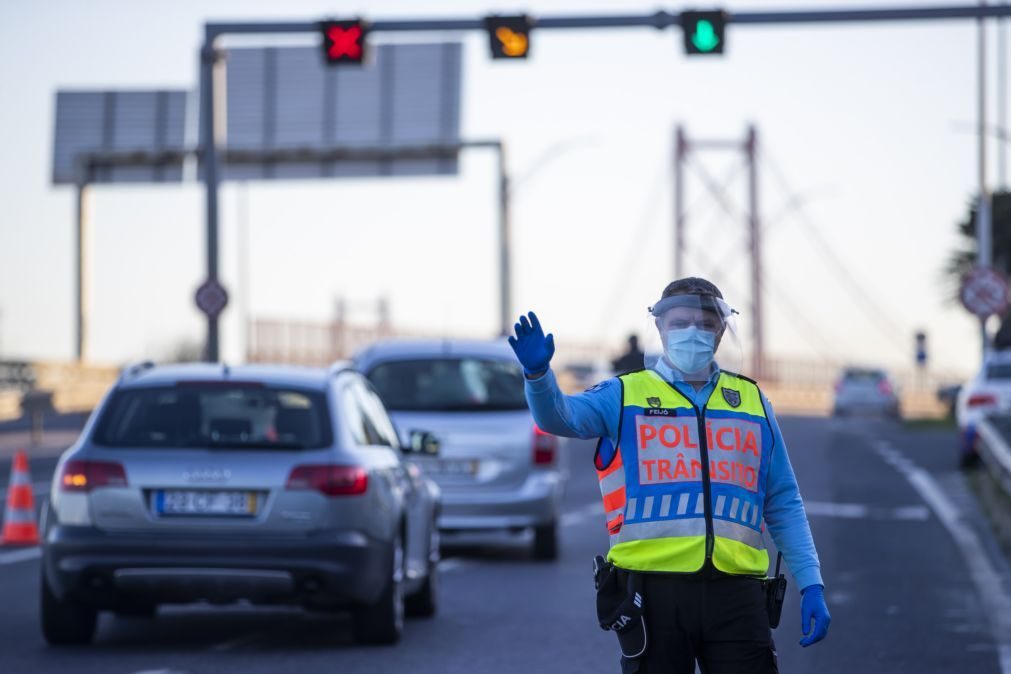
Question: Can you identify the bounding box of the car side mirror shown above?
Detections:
[406,430,440,456]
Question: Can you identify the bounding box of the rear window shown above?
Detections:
[367,358,526,412]
[987,364,1011,379]
[841,369,885,384]
[93,383,332,449]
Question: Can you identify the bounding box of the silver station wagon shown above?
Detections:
[41,362,440,646]
[355,339,567,560]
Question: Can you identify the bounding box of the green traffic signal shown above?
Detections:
[691,20,720,52]
[682,10,726,56]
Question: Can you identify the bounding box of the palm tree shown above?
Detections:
[944,191,1011,302]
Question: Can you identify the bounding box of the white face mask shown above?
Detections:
[665,327,716,375]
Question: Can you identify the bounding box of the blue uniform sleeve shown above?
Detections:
[761,393,824,591]
[523,368,621,445]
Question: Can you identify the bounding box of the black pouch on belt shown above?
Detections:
[765,552,788,629]
[594,555,647,659]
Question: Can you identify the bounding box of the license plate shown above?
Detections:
[154,490,259,517]
[425,459,478,476]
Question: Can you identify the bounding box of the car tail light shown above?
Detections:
[286,465,368,496]
[877,380,893,396]
[59,460,128,492]
[968,393,998,408]
[533,426,558,466]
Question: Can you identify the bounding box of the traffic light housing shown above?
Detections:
[320,19,369,65]
[681,10,727,55]
[484,15,532,59]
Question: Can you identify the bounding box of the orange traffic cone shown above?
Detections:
[1,451,40,545]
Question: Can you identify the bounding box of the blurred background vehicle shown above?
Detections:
[936,383,962,419]
[356,339,567,560]
[831,367,901,418]
[956,350,1011,467]
[41,362,440,646]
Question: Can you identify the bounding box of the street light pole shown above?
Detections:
[200,29,223,363]
[999,1,1008,189]
[978,1,993,356]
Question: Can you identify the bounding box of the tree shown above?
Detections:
[944,190,1011,302]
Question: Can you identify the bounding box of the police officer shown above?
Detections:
[509,277,830,673]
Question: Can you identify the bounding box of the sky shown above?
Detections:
[1,0,1009,379]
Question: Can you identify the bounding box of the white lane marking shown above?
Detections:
[0,546,41,565]
[132,670,190,674]
[872,439,1011,674]
[561,502,603,528]
[804,500,930,521]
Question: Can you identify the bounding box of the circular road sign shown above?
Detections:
[960,267,1009,318]
[195,279,229,319]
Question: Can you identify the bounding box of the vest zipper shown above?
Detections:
[646,372,717,569]
[693,404,715,563]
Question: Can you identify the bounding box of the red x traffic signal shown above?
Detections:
[320,19,369,65]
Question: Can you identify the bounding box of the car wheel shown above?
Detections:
[353,532,405,645]
[532,521,559,561]
[41,573,97,645]
[405,523,439,618]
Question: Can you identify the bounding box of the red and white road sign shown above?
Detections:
[195,279,229,319]
[960,267,1009,318]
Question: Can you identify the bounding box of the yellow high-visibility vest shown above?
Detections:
[595,369,773,576]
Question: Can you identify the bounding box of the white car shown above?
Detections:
[955,349,1011,466]
[354,339,567,560]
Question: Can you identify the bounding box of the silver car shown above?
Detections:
[355,339,566,560]
[832,367,901,418]
[41,362,440,646]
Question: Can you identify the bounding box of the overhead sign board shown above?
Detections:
[219,43,462,180]
[52,90,188,184]
[960,267,1010,318]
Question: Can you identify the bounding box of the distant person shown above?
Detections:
[611,334,645,375]
[508,277,830,673]
[994,314,1011,351]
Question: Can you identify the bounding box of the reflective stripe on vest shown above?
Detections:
[593,369,774,576]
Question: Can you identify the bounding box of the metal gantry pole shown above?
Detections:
[979,1,994,354]
[237,181,250,362]
[74,180,91,363]
[674,126,687,279]
[999,2,1008,189]
[200,29,223,362]
[746,126,764,379]
[497,142,513,337]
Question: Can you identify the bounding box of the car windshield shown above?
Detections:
[93,383,332,449]
[367,358,527,412]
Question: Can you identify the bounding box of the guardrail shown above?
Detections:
[975,415,1011,498]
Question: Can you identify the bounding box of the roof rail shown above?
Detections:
[118,360,155,383]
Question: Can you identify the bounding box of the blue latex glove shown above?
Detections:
[799,584,831,647]
[508,311,555,377]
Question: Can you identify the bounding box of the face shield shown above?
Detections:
[642,293,743,379]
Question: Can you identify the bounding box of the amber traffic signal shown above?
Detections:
[484,15,532,59]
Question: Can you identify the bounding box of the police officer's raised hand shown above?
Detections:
[799,584,831,647]
[508,311,555,378]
